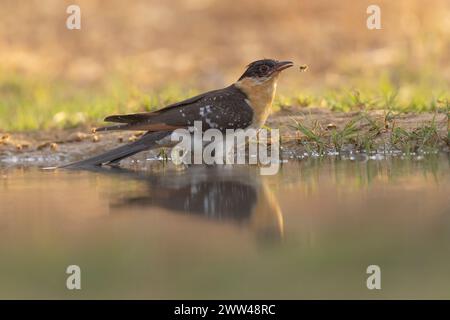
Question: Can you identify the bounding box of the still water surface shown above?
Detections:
[0,154,449,299]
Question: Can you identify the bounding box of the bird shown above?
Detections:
[62,59,293,168]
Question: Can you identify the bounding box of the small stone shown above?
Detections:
[50,143,58,151]
[16,144,22,151]
[67,132,88,142]
[37,142,51,150]
[117,136,124,143]
[326,123,337,130]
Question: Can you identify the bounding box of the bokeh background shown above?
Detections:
[0,1,450,299]
[0,0,449,130]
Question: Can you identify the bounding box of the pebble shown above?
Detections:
[67,132,88,142]
[37,142,51,150]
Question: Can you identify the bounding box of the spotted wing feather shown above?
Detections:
[96,85,253,132]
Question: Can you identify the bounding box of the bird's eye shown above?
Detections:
[259,65,269,73]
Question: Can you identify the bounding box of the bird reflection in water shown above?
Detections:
[99,165,284,242]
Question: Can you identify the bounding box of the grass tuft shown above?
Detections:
[290,113,446,155]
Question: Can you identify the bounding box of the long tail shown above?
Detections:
[61,131,171,169]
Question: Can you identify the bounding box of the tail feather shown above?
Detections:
[104,113,157,123]
[94,124,129,132]
[61,131,171,169]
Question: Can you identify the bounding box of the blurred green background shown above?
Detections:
[0,0,449,130]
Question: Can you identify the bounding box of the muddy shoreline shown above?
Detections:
[1,108,448,167]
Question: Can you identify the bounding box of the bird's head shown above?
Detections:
[238,59,293,82]
[234,59,294,128]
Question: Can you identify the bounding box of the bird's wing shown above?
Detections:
[96,85,253,132]
[104,90,214,124]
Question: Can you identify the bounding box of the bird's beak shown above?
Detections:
[274,60,294,72]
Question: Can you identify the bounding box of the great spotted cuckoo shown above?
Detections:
[63,59,293,168]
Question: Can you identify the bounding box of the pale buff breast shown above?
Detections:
[235,75,279,129]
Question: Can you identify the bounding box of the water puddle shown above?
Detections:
[0,154,449,298]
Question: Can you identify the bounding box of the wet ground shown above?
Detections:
[0,153,449,299]
[1,109,447,167]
